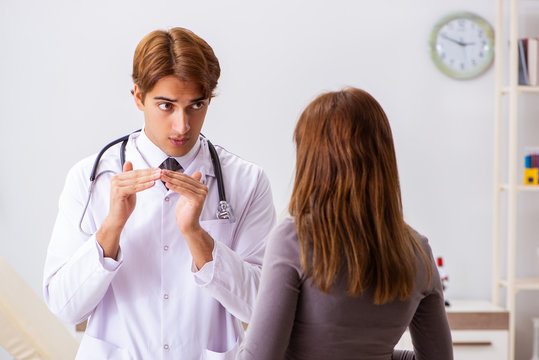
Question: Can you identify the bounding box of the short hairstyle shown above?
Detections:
[289,87,431,304]
[132,27,221,102]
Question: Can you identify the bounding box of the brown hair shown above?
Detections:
[289,87,431,305]
[132,27,220,102]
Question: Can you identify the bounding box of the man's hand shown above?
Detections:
[97,162,161,259]
[161,170,214,269]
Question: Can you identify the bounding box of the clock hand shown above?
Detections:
[441,33,464,46]
[440,33,476,47]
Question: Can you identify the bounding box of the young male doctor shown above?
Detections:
[43,27,276,360]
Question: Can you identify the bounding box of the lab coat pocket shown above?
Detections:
[76,334,131,360]
[204,339,240,360]
[200,219,236,248]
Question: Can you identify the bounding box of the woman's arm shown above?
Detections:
[236,218,302,360]
[409,244,453,360]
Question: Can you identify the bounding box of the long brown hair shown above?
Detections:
[289,87,431,304]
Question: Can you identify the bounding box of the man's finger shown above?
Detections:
[123,161,133,172]
[112,169,161,193]
[113,178,158,196]
[166,181,208,196]
[191,171,202,182]
[161,172,205,191]
[116,169,161,184]
[162,170,203,183]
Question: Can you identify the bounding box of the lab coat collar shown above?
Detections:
[125,132,216,182]
[185,137,216,184]
[134,128,201,170]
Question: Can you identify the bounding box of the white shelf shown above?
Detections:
[446,300,508,313]
[499,184,539,192]
[500,86,539,94]
[498,278,539,291]
[492,0,539,359]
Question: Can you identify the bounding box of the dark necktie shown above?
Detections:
[159,158,182,189]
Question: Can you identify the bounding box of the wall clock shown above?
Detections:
[429,11,495,79]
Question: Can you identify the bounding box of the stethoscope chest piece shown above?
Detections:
[216,201,235,222]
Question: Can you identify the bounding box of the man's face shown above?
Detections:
[134,75,210,157]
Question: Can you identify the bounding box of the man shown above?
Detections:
[43,27,276,359]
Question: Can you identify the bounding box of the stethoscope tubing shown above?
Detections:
[80,130,234,235]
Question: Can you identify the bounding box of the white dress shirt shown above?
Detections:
[43,130,276,360]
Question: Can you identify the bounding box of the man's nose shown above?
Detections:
[171,111,190,134]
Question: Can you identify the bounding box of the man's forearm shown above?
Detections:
[96,216,123,259]
[183,226,215,269]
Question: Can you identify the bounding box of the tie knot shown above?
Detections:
[160,158,182,172]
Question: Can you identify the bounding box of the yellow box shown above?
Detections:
[524,168,539,185]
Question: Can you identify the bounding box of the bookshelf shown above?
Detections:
[493,0,539,359]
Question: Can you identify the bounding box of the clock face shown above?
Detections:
[429,12,494,79]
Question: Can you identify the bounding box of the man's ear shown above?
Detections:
[133,84,145,110]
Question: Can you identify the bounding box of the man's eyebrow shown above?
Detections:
[190,96,208,103]
[153,96,208,103]
[154,96,177,102]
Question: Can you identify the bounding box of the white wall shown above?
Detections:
[1,0,537,359]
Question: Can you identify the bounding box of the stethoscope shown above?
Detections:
[79,129,235,236]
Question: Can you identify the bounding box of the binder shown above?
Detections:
[528,38,539,86]
[519,38,529,85]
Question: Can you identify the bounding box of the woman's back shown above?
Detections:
[239,217,451,360]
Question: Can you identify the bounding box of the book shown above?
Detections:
[519,38,529,85]
[528,38,539,86]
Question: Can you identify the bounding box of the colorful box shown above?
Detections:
[524,168,539,185]
[524,147,539,185]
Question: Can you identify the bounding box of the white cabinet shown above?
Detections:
[397,330,508,360]
[451,330,508,360]
[396,301,509,359]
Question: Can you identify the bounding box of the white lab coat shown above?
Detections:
[43,131,276,360]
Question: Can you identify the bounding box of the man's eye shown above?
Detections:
[191,102,205,110]
[158,103,172,111]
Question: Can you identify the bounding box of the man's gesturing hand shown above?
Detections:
[97,162,161,259]
[161,170,214,268]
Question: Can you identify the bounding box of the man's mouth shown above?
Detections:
[169,137,189,146]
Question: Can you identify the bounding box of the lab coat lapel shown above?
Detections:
[124,132,151,171]
[183,138,216,184]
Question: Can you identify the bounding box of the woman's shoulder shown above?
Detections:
[269,216,299,250]
[264,216,302,271]
[408,226,431,252]
[407,226,440,291]
[407,226,437,271]
[275,215,297,234]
